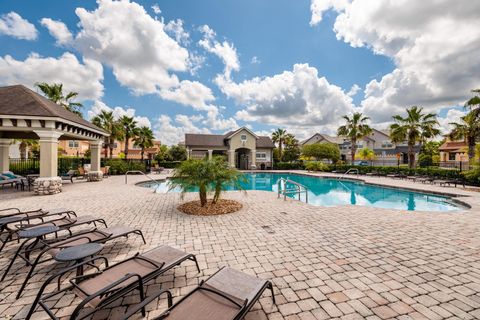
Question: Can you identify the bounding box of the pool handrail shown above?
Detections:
[342,168,359,177]
[125,170,160,193]
[277,178,308,203]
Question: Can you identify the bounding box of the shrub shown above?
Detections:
[302,143,340,162]
[105,159,146,175]
[463,167,480,185]
[418,154,433,167]
[157,161,182,168]
[305,161,329,172]
[275,162,305,170]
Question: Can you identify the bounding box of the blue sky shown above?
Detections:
[0,0,478,144]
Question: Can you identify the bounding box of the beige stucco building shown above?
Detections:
[184,127,275,169]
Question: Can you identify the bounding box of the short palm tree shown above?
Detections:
[134,126,155,160]
[465,89,480,118]
[337,112,372,164]
[358,147,375,162]
[272,128,287,161]
[119,116,138,159]
[35,82,83,117]
[448,111,480,162]
[390,106,440,168]
[92,110,114,158]
[14,139,38,160]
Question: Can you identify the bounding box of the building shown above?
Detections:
[301,129,420,164]
[58,138,161,159]
[439,140,468,163]
[184,127,275,169]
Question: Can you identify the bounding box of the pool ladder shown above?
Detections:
[277,178,308,203]
[125,170,160,193]
[342,168,359,177]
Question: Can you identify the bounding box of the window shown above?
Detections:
[381,140,393,148]
[240,134,247,141]
[68,140,79,148]
[256,152,267,159]
[449,153,456,161]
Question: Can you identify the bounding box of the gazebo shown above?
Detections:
[0,85,109,195]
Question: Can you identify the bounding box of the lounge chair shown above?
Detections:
[2,225,145,298]
[365,171,379,177]
[25,245,200,320]
[443,179,466,188]
[125,267,276,320]
[77,167,87,179]
[61,170,76,183]
[0,172,22,188]
[0,211,106,253]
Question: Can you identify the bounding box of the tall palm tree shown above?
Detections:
[92,110,114,158]
[13,139,38,160]
[337,112,372,164]
[390,106,440,168]
[448,111,480,162]
[271,128,287,161]
[119,116,138,159]
[35,82,83,117]
[465,89,480,119]
[133,126,155,160]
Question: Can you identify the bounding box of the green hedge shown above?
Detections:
[327,164,463,179]
[274,162,305,170]
[156,161,182,169]
[305,161,329,172]
[105,159,146,175]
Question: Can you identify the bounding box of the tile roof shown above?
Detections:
[185,132,274,148]
[439,140,467,151]
[0,85,106,134]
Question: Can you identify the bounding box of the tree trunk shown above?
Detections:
[109,137,115,159]
[199,185,207,207]
[408,143,415,168]
[19,142,27,160]
[124,138,129,159]
[141,148,144,160]
[279,139,283,162]
[351,138,356,164]
[468,137,476,162]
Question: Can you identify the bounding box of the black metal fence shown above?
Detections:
[9,158,151,176]
[438,161,471,171]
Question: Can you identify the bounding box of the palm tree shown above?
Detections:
[92,110,114,158]
[358,147,375,162]
[465,89,480,118]
[448,111,480,162]
[119,116,138,159]
[14,139,38,160]
[35,82,83,117]
[272,128,287,161]
[133,126,155,160]
[390,106,440,168]
[337,112,372,164]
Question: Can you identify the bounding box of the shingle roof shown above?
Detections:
[185,132,274,148]
[439,141,467,151]
[0,85,106,134]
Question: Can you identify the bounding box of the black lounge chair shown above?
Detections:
[2,224,144,299]
[124,267,275,320]
[0,211,106,253]
[26,245,200,320]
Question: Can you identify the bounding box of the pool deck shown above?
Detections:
[1,172,480,319]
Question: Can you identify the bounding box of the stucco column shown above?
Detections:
[34,131,62,195]
[250,149,257,169]
[228,150,235,168]
[208,149,213,160]
[0,139,10,173]
[88,140,103,182]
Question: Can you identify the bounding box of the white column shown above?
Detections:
[250,149,257,170]
[0,139,10,172]
[228,150,235,168]
[88,140,103,181]
[34,131,62,195]
[208,149,213,160]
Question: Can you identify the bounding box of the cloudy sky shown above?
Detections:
[1,0,478,144]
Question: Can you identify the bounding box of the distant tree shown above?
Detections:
[337,112,372,164]
[390,106,439,168]
[14,139,38,160]
[155,145,172,162]
[282,134,301,162]
[419,140,442,167]
[168,145,187,161]
[272,128,287,161]
[134,126,155,160]
[302,143,340,163]
[465,89,480,118]
[119,116,138,159]
[357,148,375,161]
[35,82,83,117]
[92,110,115,158]
[448,111,480,162]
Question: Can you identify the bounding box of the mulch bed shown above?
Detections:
[177,199,243,216]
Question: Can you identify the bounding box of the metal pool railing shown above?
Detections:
[125,170,160,193]
[277,178,308,203]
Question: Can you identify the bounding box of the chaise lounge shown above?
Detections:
[26,245,200,320]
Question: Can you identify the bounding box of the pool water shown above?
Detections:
[139,173,467,212]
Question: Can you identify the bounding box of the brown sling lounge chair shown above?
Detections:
[26,245,200,320]
[122,267,276,320]
[0,211,106,253]
[2,225,144,299]
[0,208,77,252]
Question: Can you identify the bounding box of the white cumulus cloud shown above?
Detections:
[0,52,103,100]
[40,18,73,45]
[0,12,38,40]
[154,114,210,145]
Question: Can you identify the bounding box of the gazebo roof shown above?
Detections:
[0,84,108,140]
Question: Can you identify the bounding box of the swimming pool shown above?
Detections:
[138,173,467,212]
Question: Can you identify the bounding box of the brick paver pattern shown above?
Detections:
[0,173,480,320]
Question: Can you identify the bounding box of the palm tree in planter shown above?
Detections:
[92,110,115,158]
[448,111,480,162]
[169,157,245,208]
[134,126,155,160]
[119,116,138,159]
[337,112,372,164]
[35,82,83,117]
[390,106,440,168]
[272,128,287,161]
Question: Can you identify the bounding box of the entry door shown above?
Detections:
[240,154,249,170]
